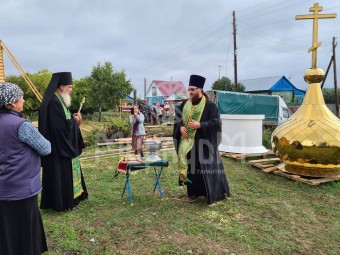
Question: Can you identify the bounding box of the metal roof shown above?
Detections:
[240,76,282,92]
[146,80,186,97]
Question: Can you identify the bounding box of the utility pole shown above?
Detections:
[333,37,339,117]
[133,89,137,105]
[321,56,333,89]
[218,65,222,80]
[233,11,238,91]
[144,78,147,101]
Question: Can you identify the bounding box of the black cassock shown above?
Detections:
[173,97,230,204]
[39,96,88,211]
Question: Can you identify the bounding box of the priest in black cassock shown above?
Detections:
[173,74,230,204]
[39,72,88,212]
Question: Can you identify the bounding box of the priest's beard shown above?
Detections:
[60,92,71,107]
[189,93,201,103]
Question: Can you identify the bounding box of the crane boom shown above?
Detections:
[0,40,43,102]
[0,43,5,82]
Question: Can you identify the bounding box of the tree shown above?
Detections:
[322,88,340,104]
[70,77,94,114]
[211,76,245,92]
[6,69,52,113]
[88,62,133,121]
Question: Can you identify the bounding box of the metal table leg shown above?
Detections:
[121,174,134,206]
[153,167,163,198]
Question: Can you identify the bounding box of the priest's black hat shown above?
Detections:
[189,74,206,89]
[57,72,73,86]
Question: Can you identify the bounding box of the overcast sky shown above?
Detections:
[1,0,339,97]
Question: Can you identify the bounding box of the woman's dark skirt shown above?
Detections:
[0,195,48,255]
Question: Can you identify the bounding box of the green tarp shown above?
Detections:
[215,90,279,122]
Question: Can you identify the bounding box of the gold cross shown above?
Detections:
[296,3,336,69]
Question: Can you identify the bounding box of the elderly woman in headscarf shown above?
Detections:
[129,104,146,159]
[0,82,51,255]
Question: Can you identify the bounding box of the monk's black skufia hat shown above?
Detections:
[189,74,206,89]
[56,72,73,87]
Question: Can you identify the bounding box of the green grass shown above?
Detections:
[42,150,340,255]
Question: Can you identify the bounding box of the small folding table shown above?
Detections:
[115,160,169,206]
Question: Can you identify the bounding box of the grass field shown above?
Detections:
[41,145,340,255]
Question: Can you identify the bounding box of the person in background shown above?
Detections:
[173,74,230,204]
[163,102,170,123]
[38,72,88,212]
[139,101,149,124]
[157,103,163,125]
[0,82,51,255]
[130,105,146,159]
[150,103,158,125]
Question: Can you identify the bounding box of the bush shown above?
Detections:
[104,118,131,139]
[84,127,102,147]
[262,128,273,149]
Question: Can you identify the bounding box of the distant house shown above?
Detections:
[145,80,186,105]
[123,95,134,102]
[241,76,306,105]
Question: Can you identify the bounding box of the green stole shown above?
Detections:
[178,96,206,183]
[55,94,84,199]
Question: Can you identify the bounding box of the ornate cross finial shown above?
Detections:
[296,3,336,69]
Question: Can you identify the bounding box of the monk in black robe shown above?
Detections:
[173,74,230,204]
[39,72,88,212]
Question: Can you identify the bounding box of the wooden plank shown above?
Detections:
[160,137,174,141]
[80,127,91,133]
[220,152,254,159]
[273,170,340,186]
[111,141,132,145]
[248,158,281,164]
[80,153,120,161]
[113,138,132,142]
[113,136,173,142]
[81,147,132,160]
[234,153,262,159]
[82,147,132,157]
[220,151,276,160]
[262,166,279,173]
[220,152,239,159]
[308,177,340,185]
[256,163,275,168]
[96,141,116,146]
[249,161,339,186]
[237,153,265,158]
